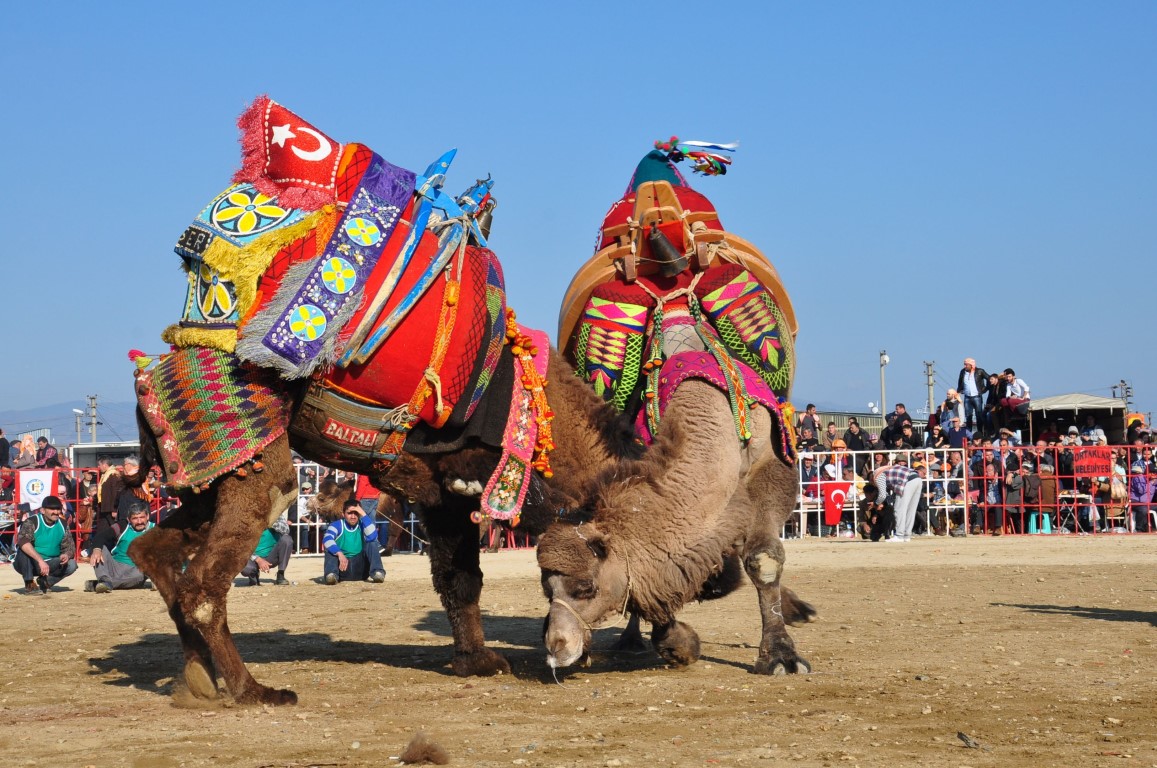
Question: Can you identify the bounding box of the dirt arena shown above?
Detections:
[1,534,1154,768]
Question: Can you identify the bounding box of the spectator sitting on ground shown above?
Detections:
[14,495,76,594]
[86,500,153,593]
[322,499,386,585]
[241,520,293,586]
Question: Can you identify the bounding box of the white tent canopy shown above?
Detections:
[1029,393,1125,414]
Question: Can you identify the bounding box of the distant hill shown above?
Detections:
[0,400,139,447]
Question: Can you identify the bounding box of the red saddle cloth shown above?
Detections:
[323,241,506,429]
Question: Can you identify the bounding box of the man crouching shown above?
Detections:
[15,495,77,594]
[322,499,386,585]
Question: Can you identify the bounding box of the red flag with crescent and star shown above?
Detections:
[822,481,852,526]
[234,95,345,211]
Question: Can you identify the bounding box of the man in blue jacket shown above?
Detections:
[322,499,386,585]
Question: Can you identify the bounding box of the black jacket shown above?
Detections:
[957,366,990,398]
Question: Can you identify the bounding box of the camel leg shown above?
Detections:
[152,435,298,704]
[651,620,701,667]
[421,495,510,676]
[742,451,813,675]
[611,613,649,654]
[130,498,217,698]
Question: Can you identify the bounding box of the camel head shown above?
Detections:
[537,520,629,671]
[308,477,355,522]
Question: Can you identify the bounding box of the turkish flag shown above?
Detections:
[235,96,345,209]
[822,481,853,526]
[262,100,343,193]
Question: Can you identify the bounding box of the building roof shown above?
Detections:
[1029,393,1125,413]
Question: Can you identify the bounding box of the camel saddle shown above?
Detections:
[559,149,799,420]
[151,96,512,473]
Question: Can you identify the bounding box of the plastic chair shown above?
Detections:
[1103,500,1130,532]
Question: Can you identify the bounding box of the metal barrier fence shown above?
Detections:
[0,461,532,560]
[791,443,1157,538]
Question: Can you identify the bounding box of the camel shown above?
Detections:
[123,96,655,706]
[538,142,813,675]
[538,379,814,675]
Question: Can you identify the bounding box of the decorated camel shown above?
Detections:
[127,96,652,705]
[538,143,814,675]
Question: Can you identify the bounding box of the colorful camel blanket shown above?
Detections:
[160,96,506,431]
[632,350,795,463]
[570,262,794,412]
[136,347,292,491]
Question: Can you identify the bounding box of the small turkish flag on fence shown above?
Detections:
[822,481,853,526]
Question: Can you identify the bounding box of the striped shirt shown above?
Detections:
[876,465,919,497]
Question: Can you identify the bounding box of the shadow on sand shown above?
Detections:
[994,602,1157,628]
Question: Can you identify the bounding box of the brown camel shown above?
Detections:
[538,377,814,675]
[128,347,643,705]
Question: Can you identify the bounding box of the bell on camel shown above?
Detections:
[477,198,497,241]
[648,222,689,277]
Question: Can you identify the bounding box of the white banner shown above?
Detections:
[16,469,57,510]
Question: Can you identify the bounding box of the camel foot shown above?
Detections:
[611,621,650,654]
[652,621,701,668]
[753,652,812,676]
[183,658,219,700]
[235,684,299,706]
[450,648,511,677]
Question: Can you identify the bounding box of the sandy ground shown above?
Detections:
[1,534,1155,768]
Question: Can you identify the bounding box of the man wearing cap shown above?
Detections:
[957,358,989,434]
[14,495,77,594]
[875,454,922,542]
[86,500,153,593]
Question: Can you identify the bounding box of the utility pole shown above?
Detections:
[87,394,99,442]
[924,361,936,419]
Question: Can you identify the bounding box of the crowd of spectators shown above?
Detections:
[794,357,1156,539]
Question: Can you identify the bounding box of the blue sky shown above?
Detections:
[2,2,1154,429]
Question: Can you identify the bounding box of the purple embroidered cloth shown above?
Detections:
[260,154,415,370]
